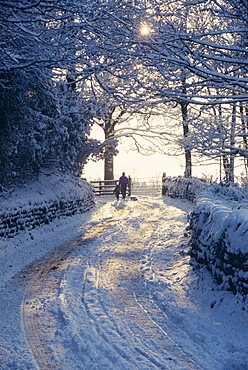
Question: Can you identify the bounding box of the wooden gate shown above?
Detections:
[90,177,162,196]
[90,179,119,196]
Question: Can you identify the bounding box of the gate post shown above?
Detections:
[128,176,132,196]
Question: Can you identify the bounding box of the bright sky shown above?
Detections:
[83,121,245,182]
[84,140,221,182]
[84,149,184,181]
[83,124,186,180]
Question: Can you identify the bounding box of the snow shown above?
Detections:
[0,173,94,240]
[225,209,248,254]
[0,174,93,213]
[189,184,248,295]
[162,177,207,201]
[1,187,248,369]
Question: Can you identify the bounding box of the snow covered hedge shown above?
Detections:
[0,175,94,239]
[189,184,248,295]
[162,176,207,201]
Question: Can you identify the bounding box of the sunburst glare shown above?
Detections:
[139,24,151,36]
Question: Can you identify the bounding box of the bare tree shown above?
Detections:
[84,75,173,180]
[122,0,248,179]
[5,0,248,183]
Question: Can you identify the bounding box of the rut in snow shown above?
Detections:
[21,204,131,369]
[21,197,208,369]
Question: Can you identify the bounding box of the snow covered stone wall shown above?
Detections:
[162,176,207,201]
[189,185,248,295]
[0,175,94,239]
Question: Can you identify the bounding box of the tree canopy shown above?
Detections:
[2,0,248,185]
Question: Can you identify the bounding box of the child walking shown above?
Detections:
[113,184,121,201]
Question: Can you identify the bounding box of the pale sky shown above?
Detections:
[84,150,183,181]
[84,142,222,182]
[83,125,186,180]
[83,123,244,182]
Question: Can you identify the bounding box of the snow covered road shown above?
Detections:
[1,196,248,369]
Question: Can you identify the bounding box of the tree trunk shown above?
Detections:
[184,148,192,178]
[102,107,125,182]
[104,125,115,181]
[223,155,231,182]
[180,101,192,178]
[240,102,248,177]
[229,103,236,183]
[104,150,114,181]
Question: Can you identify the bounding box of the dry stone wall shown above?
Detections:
[163,178,248,295]
[189,189,248,295]
[0,176,95,239]
[162,177,207,201]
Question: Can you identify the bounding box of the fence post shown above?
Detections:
[162,172,166,195]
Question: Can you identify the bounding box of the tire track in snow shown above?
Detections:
[21,243,76,369]
[21,205,130,369]
[22,199,204,369]
[57,201,204,369]
[96,213,203,370]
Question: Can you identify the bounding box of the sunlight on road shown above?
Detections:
[50,197,205,369]
[22,196,233,370]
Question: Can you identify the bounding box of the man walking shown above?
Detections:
[119,172,129,200]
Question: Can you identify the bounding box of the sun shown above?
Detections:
[139,24,151,37]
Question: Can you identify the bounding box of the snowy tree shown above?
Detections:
[0,68,57,184]
[80,51,173,181]
[0,66,101,185]
[0,0,104,186]
[186,103,240,182]
[5,0,248,184]
[54,80,103,177]
[122,0,248,179]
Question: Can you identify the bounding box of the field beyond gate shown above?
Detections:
[131,177,162,196]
